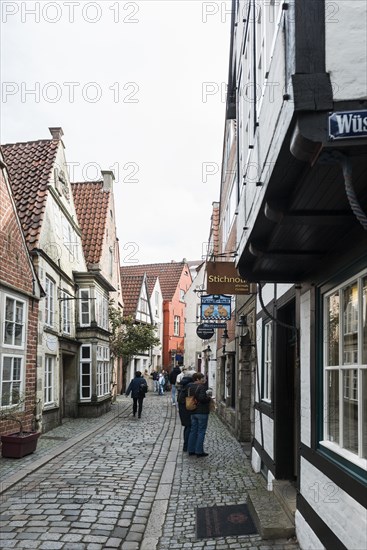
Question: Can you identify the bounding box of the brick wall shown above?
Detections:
[0,166,40,436]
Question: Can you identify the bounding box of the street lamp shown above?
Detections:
[221,328,229,354]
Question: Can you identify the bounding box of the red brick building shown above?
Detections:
[0,150,43,436]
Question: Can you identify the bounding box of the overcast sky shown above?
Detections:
[1,0,230,266]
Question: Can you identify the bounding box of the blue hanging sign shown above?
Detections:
[328,110,367,140]
[201,295,231,321]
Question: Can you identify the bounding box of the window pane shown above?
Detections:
[3,356,12,380]
[362,370,367,459]
[363,277,367,364]
[81,346,90,359]
[326,369,339,444]
[326,293,339,366]
[343,369,358,454]
[343,282,358,365]
[2,382,11,405]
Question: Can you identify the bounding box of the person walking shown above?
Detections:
[125,371,148,418]
[177,368,195,452]
[169,364,181,405]
[152,370,159,393]
[158,371,165,395]
[187,372,212,457]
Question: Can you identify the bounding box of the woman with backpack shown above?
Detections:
[125,371,148,418]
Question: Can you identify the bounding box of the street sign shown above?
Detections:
[196,323,215,340]
[328,110,367,140]
[201,294,231,321]
[206,261,254,295]
[202,322,227,329]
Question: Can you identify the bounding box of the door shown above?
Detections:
[274,300,298,480]
[61,353,77,418]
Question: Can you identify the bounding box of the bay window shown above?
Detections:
[97,345,110,397]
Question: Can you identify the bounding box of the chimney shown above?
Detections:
[102,170,115,191]
[49,127,64,140]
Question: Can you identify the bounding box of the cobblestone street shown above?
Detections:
[0,395,300,549]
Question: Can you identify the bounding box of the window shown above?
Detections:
[44,356,54,405]
[62,215,79,260]
[180,289,185,302]
[45,277,55,327]
[1,356,22,406]
[3,296,25,347]
[97,345,110,397]
[96,290,109,330]
[262,321,272,402]
[80,345,91,399]
[322,271,367,467]
[61,291,72,334]
[174,316,180,336]
[109,247,114,277]
[80,289,90,326]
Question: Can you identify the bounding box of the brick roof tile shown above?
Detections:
[120,262,190,300]
[120,275,144,317]
[71,181,110,265]
[2,140,59,248]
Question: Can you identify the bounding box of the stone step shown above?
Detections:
[247,485,295,540]
[273,480,297,524]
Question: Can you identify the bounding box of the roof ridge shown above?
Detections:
[2,138,58,147]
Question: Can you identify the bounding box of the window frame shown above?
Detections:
[45,276,55,328]
[80,344,92,400]
[261,320,272,403]
[320,269,367,472]
[3,295,26,349]
[61,291,72,335]
[174,315,180,337]
[97,345,110,397]
[79,289,91,327]
[44,355,55,405]
[0,354,23,407]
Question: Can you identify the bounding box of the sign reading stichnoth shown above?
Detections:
[206,262,254,295]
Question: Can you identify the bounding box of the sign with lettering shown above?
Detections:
[201,295,231,321]
[196,323,215,340]
[206,261,255,295]
[328,110,367,140]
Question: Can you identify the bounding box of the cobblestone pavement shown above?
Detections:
[0,394,300,549]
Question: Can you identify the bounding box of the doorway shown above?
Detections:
[61,353,77,418]
[274,299,298,480]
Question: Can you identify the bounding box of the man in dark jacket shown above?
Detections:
[169,365,181,405]
[187,372,211,457]
[177,371,195,452]
[125,371,148,418]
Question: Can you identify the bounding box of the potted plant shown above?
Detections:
[0,390,40,458]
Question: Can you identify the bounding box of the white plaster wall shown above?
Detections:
[300,458,367,550]
[326,0,367,101]
[184,264,206,369]
[254,409,274,459]
[300,290,311,447]
[295,510,324,550]
[251,447,261,473]
[150,278,163,369]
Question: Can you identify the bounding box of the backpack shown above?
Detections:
[139,381,148,395]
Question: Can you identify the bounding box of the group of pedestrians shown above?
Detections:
[126,365,214,457]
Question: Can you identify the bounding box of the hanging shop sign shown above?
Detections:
[201,294,231,321]
[206,261,255,295]
[328,110,367,140]
[196,323,215,340]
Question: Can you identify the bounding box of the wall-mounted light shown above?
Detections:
[221,327,229,354]
[237,315,255,348]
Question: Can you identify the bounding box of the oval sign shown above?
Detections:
[196,323,214,340]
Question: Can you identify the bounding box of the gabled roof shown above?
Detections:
[71,181,110,266]
[120,274,145,317]
[2,139,59,248]
[120,262,190,301]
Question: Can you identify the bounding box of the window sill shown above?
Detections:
[319,440,367,471]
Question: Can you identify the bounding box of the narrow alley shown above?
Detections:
[0,395,300,550]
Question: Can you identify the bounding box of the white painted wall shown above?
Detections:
[326,0,367,101]
[150,277,163,371]
[300,458,367,550]
[184,263,205,369]
[254,409,274,460]
[295,510,324,550]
